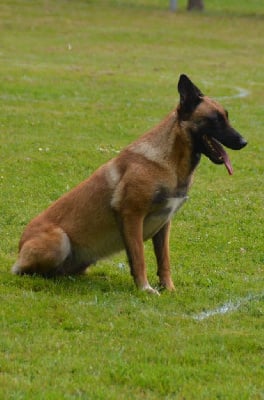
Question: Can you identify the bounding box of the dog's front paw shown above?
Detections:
[158,276,176,291]
[141,283,160,296]
[159,281,176,291]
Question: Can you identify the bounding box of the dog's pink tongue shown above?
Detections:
[223,153,233,175]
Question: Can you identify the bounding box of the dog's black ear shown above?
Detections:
[177,74,203,117]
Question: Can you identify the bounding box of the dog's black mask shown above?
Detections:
[177,74,247,175]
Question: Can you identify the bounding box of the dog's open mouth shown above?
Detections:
[203,135,233,175]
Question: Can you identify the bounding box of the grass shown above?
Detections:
[0,0,263,398]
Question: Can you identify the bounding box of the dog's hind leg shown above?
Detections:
[12,226,71,277]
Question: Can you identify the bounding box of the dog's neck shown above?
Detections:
[174,110,202,172]
[127,109,201,183]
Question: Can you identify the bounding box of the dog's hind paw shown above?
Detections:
[11,263,22,275]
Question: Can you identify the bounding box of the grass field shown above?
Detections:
[0,0,263,398]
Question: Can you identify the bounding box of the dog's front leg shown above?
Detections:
[120,213,160,295]
[152,222,175,291]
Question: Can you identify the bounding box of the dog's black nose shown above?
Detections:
[240,138,247,148]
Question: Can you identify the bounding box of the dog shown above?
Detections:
[12,74,247,294]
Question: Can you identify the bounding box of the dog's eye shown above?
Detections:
[206,113,227,128]
[207,114,218,123]
[216,112,228,126]
[217,113,225,123]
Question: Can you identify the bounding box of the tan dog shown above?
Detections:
[12,75,247,294]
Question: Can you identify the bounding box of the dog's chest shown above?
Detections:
[143,196,188,239]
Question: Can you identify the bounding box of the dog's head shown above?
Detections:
[177,74,247,175]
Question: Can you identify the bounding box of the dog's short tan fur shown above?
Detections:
[13,75,247,294]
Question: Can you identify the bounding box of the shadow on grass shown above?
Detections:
[2,267,137,297]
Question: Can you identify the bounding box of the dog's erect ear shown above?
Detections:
[177,74,204,117]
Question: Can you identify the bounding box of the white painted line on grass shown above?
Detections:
[217,87,250,100]
[190,293,263,321]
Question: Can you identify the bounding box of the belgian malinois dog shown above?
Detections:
[12,75,247,294]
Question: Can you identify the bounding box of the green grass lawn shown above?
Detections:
[0,0,263,398]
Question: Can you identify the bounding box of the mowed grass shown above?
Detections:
[0,0,263,399]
